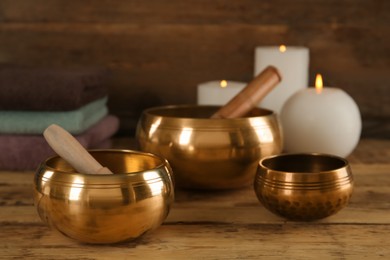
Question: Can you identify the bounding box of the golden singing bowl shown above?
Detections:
[33,150,174,244]
[254,153,354,221]
[136,105,282,189]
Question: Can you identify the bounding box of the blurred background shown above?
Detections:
[0,0,388,138]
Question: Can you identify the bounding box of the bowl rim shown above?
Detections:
[142,104,275,120]
[39,149,171,180]
[258,152,350,174]
[140,104,278,129]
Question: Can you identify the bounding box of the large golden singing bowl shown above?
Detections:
[33,150,174,244]
[254,153,354,221]
[136,105,282,189]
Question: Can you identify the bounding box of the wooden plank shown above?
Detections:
[0,139,389,258]
[0,23,388,121]
[0,0,388,26]
[1,223,389,259]
[348,139,390,164]
[1,191,389,225]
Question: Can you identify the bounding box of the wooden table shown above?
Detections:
[1,139,389,259]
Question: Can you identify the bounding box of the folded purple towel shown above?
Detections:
[0,115,119,171]
[0,66,109,111]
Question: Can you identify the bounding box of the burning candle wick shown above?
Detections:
[220,80,228,88]
[315,74,323,94]
[279,45,287,53]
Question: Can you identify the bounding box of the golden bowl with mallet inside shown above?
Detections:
[33,149,174,244]
[136,105,283,189]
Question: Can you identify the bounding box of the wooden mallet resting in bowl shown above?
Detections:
[211,65,282,119]
[43,124,113,175]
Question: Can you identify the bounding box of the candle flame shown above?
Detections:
[279,45,287,53]
[315,74,323,94]
[220,80,227,88]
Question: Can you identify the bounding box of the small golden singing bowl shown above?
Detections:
[33,150,174,244]
[136,105,282,189]
[254,153,354,221]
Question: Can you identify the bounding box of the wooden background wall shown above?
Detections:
[0,0,389,138]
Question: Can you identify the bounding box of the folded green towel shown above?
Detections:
[0,97,108,134]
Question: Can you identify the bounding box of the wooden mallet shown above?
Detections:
[43,124,113,175]
[211,66,282,119]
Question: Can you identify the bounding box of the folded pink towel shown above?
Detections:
[0,66,109,111]
[0,115,119,171]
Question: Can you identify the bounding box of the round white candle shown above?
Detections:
[254,46,309,114]
[280,75,361,157]
[197,80,246,105]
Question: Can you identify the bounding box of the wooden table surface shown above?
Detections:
[1,138,389,259]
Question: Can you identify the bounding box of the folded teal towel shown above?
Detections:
[0,97,108,134]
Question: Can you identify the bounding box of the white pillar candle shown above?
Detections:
[197,80,246,105]
[280,74,362,157]
[254,46,309,114]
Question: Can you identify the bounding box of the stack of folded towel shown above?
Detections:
[0,66,120,170]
